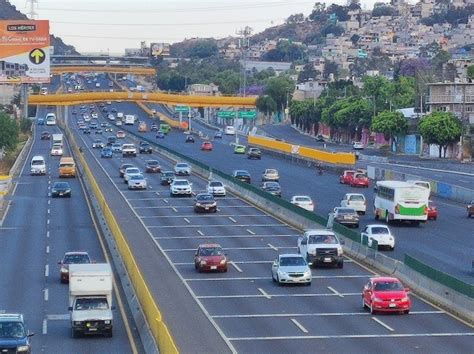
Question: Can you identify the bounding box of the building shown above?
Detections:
[293,80,328,101]
[187,83,220,96]
[427,82,474,124]
[243,60,292,74]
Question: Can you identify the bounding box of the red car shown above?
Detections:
[340,170,356,184]
[58,251,91,283]
[116,130,126,139]
[194,244,227,272]
[427,200,438,220]
[350,173,369,188]
[201,141,213,151]
[362,277,411,314]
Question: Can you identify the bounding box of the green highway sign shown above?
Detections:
[175,105,189,112]
[217,110,236,119]
[239,110,257,119]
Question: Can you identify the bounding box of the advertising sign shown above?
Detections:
[150,42,170,57]
[0,20,50,84]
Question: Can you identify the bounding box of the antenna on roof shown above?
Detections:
[27,0,38,19]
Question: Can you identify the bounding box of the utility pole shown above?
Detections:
[27,0,38,19]
[236,26,253,97]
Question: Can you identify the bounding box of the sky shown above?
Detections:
[8,0,383,54]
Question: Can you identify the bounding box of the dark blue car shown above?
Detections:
[37,118,44,125]
[0,314,34,353]
[101,147,113,158]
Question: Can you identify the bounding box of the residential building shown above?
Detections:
[243,60,292,74]
[187,83,220,96]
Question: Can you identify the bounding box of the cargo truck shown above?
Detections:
[52,133,63,146]
[68,264,114,338]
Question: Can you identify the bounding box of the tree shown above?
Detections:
[372,5,396,17]
[0,111,19,153]
[371,111,408,150]
[256,95,277,123]
[309,2,327,22]
[286,13,305,24]
[263,76,294,115]
[418,112,463,158]
[362,75,394,113]
[468,65,474,80]
[297,63,317,82]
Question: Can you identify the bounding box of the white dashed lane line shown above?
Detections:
[171,207,178,212]
[44,288,49,301]
[184,218,191,224]
[228,217,237,223]
[164,246,296,252]
[267,243,279,251]
[46,246,50,254]
[246,229,255,235]
[327,286,344,298]
[230,262,243,273]
[46,231,50,238]
[155,234,298,240]
[212,310,444,318]
[257,288,271,299]
[44,264,49,277]
[291,319,309,334]
[42,319,47,335]
[197,230,205,236]
[372,317,395,332]
[186,275,370,281]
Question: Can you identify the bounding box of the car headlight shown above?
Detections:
[337,247,343,256]
[401,297,409,302]
[60,267,68,273]
[220,259,226,265]
[372,297,384,303]
[209,202,217,207]
[304,270,311,276]
[200,260,207,265]
[17,345,30,352]
[196,203,202,207]
[104,320,111,324]
[74,321,82,325]
[278,270,287,276]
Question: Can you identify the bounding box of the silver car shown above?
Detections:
[271,254,312,286]
[128,174,147,190]
[262,168,279,182]
[124,167,141,183]
[174,162,191,176]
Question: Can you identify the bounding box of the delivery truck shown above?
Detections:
[52,134,63,146]
[68,264,114,338]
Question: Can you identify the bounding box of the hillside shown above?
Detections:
[0,0,78,55]
[251,21,324,45]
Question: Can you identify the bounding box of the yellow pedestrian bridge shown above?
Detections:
[51,66,157,75]
[29,91,257,108]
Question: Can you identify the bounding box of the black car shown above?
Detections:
[315,134,325,142]
[83,128,91,134]
[160,171,175,185]
[232,170,251,183]
[139,142,153,154]
[107,136,117,146]
[247,147,262,160]
[0,314,34,353]
[40,131,51,140]
[185,135,195,143]
[145,160,161,173]
[150,124,158,132]
[261,181,282,197]
[194,193,217,213]
[51,181,71,198]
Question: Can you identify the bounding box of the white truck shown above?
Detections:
[52,134,63,147]
[68,264,114,338]
[124,114,135,125]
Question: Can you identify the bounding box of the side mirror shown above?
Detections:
[68,306,73,311]
[405,287,410,293]
[272,261,278,267]
[27,331,35,337]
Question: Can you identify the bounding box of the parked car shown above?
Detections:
[340,193,367,215]
[333,207,359,228]
[194,244,227,272]
[427,200,438,220]
[207,180,226,197]
[234,145,246,154]
[271,254,312,286]
[350,173,369,188]
[261,181,282,197]
[174,162,191,176]
[160,171,175,185]
[467,200,474,218]
[353,141,364,150]
[232,170,251,183]
[339,170,357,184]
[51,181,71,198]
[262,168,279,182]
[247,147,262,159]
[194,193,217,213]
[290,195,314,212]
[362,277,411,314]
[297,230,344,268]
[201,141,213,151]
[360,224,395,250]
[145,160,161,173]
[58,251,91,283]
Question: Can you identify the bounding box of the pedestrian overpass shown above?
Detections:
[51,66,156,76]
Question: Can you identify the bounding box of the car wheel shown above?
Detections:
[105,329,113,337]
[362,297,368,309]
[390,246,395,251]
[277,275,282,286]
[370,303,376,314]
[385,211,390,224]
[306,281,311,287]
[403,310,410,315]
[337,261,344,268]
[272,272,276,282]
[71,328,78,338]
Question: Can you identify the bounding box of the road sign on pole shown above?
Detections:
[217,111,236,119]
[239,110,257,119]
[0,20,50,84]
[175,105,189,112]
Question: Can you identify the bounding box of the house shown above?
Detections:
[187,83,220,96]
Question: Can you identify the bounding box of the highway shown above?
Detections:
[0,106,139,353]
[67,101,474,353]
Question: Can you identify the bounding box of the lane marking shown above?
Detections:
[184,217,191,224]
[155,234,298,240]
[172,207,178,213]
[257,288,271,299]
[216,208,221,212]
[133,205,255,209]
[291,319,309,334]
[230,262,243,273]
[165,246,296,252]
[175,260,273,266]
[140,214,264,219]
[372,317,395,332]
[327,286,344,298]
[267,243,278,251]
[213,310,444,318]
[163,199,169,204]
[149,223,285,228]
[47,219,50,225]
[46,314,71,320]
[197,230,204,236]
[228,216,237,223]
[246,229,255,235]
[187,275,370,281]
[48,199,51,205]
[198,293,361,299]
[44,288,49,301]
[46,231,50,238]
[44,264,49,277]
[47,208,50,214]
[228,333,474,341]
[46,246,50,254]
[42,319,47,335]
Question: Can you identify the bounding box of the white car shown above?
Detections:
[83,115,91,122]
[207,180,226,196]
[111,143,122,152]
[224,126,235,135]
[360,224,395,250]
[262,168,279,182]
[107,114,115,121]
[92,140,104,149]
[50,143,63,156]
[122,144,137,157]
[123,167,142,183]
[116,120,123,126]
[290,195,314,212]
[297,230,344,268]
[271,254,312,286]
[353,141,364,150]
[30,155,46,175]
[170,179,193,197]
[91,113,99,119]
[128,174,147,190]
[340,193,367,215]
[174,162,191,176]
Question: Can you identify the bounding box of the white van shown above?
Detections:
[225,126,235,135]
[45,113,56,126]
[30,155,46,175]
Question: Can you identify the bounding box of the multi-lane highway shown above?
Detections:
[65,100,473,352]
[0,106,139,352]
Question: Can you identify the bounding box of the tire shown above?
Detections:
[277,275,282,286]
[370,303,376,315]
[389,246,395,251]
[105,329,113,337]
[71,328,78,338]
[385,211,390,224]
[362,297,368,309]
[306,281,311,287]
[337,261,344,269]
[404,310,410,315]
[272,273,276,282]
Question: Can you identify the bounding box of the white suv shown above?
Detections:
[174,162,191,176]
[170,179,193,197]
[297,230,344,268]
[340,193,367,215]
[30,155,46,175]
[262,168,279,182]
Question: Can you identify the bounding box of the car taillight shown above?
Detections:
[395,204,400,214]
[424,206,428,215]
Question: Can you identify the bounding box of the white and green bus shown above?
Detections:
[374,181,429,225]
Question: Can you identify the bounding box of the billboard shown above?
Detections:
[0,20,50,84]
[150,43,170,57]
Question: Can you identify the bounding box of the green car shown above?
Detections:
[234,144,246,154]
[159,123,171,134]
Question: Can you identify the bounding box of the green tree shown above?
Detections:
[256,95,277,123]
[362,75,394,113]
[214,70,240,95]
[263,76,294,115]
[371,111,408,150]
[0,111,19,153]
[392,76,416,108]
[418,112,463,158]
[467,65,474,80]
[333,98,372,139]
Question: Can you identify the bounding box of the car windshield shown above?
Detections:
[338,208,355,214]
[147,160,159,166]
[308,234,338,244]
[74,297,109,311]
[121,164,133,170]
[54,182,69,189]
[176,163,189,168]
[294,197,310,202]
[280,257,306,267]
[197,194,214,201]
[113,144,121,148]
[266,169,277,174]
[130,175,144,180]
[32,160,44,165]
[209,181,223,187]
[0,322,26,338]
[374,281,404,291]
[235,171,248,176]
[199,247,223,256]
[63,254,90,264]
[349,195,365,201]
[265,182,280,188]
[53,144,62,148]
[371,227,389,234]
[163,172,174,177]
[354,174,366,179]
[126,168,140,174]
[174,180,189,186]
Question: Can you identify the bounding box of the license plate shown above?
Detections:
[324,257,332,263]
[59,193,63,196]
[389,303,397,308]
[210,266,217,270]
[88,328,97,331]
[205,207,209,210]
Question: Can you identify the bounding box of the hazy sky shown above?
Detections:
[9,0,382,54]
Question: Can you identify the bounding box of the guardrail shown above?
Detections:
[64,125,178,353]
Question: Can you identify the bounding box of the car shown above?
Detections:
[83,128,91,134]
[350,173,369,188]
[271,254,312,286]
[262,168,279,182]
[150,123,158,132]
[123,167,142,183]
[315,134,325,142]
[95,129,103,134]
[232,170,251,183]
[30,155,46,175]
[297,230,344,268]
[353,141,364,150]
[361,224,396,250]
[92,139,104,149]
[37,117,45,125]
[138,122,148,132]
[128,174,147,190]
[194,244,227,272]
[122,144,137,157]
[201,141,213,151]
[340,193,367,215]
[185,135,195,143]
[83,114,91,122]
[101,147,113,158]
[145,160,161,173]
[467,200,474,218]
[111,143,122,153]
[106,136,117,145]
[333,207,359,228]
[116,119,123,126]
[139,142,153,154]
[261,181,282,197]
[170,179,193,197]
[156,131,165,139]
[362,277,411,314]
[247,147,262,159]
[224,126,235,135]
[427,200,438,220]
[290,195,314,212]
[100,122,108,128]
[40,131,51,140]
[58,251,91,283]
[119,163,134,177]
[89,121,98,129]
[194,193,217,213]
[174,162,191,176]
[207,180,226,196]
[0,314,34,353]
[51,181,71,197]
[160,171,175,185]
[214,131,223,139]
[339,170,357,184]
[78,123,87,130]
[50,143,63,156]
[116,130,126,139]
[234,144,246,154]
[107,113,115,121]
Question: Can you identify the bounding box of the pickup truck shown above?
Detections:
[297,229,344,268]
[122,144,137,157]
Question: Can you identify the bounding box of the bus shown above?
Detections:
[374,181,429,225]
